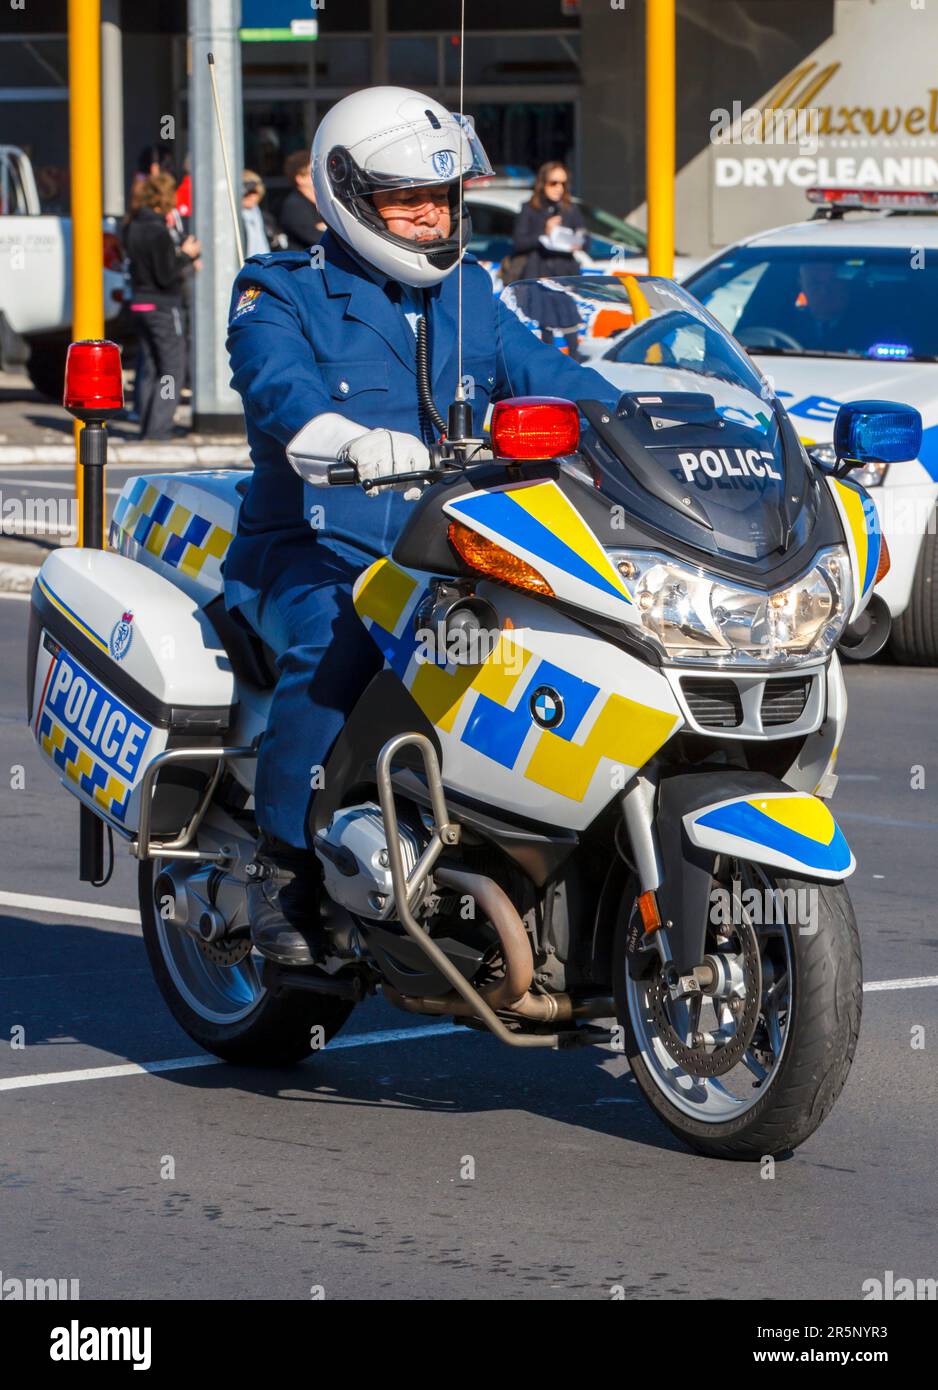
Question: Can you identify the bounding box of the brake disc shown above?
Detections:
[649,918,763,1078]
[197,934,253,968]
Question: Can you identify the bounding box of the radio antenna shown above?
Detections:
[456,0,466,401]
[447,0,472,449]
[207,52,245,268]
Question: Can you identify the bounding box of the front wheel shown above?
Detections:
[139,859,354,1066]
[614,866,862,1159]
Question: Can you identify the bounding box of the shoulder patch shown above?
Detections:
[232,286,263,320]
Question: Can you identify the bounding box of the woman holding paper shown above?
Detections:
[511,162,585,351]
[511,162,586,280]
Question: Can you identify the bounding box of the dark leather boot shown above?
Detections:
[245,836,325,967]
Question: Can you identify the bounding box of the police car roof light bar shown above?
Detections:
[807,186,938,217]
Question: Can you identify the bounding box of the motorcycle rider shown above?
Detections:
[224,86,620,966]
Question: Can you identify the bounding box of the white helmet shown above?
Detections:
[311,86,493,288]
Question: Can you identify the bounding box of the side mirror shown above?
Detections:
[833,399,923,469]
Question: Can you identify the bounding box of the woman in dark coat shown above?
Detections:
[510,162,586,350]
[511,161,586,280]
[124,174,200,439]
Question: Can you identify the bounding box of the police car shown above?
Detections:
[678,188,938,663]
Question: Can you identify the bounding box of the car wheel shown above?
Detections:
[889,519,938,665]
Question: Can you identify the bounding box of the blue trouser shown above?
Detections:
[234,537,384,851]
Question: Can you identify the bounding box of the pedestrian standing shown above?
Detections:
[512,161,586,279]
[511,162,585,351]
[167,155,199,392]
[278,149,326,250]
[241,170,285,256]
[124,174,200,440]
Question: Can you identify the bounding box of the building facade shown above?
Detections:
[1,0,838,252]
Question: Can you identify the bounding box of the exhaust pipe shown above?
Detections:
[383,864,613,1025]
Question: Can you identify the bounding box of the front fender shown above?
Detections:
[685,790,855,880]
[644,771,853,977]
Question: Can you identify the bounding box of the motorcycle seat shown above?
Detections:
[203,594,278,691]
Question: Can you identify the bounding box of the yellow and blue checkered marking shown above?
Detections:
[461,659,598,768]
[446,481,633,606]
[38,711,133,821]
[112,479,233,581]
[354,556,679,804]
[695,794,852,876]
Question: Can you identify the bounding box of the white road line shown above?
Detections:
[1,891,937,1098]
[0,890,139,924]
[3,977,936,1095]
[0,591,29,602]
[0,1056,221,1091]
[0,477,123,495]
[0,1023,464,1093]
[863,975,938,992]
[0,978,935,1094]
[0,458,244,471]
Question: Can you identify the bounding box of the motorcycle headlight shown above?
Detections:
[610,546,853,666]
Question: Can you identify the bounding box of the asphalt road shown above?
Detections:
[0,590,936,1301]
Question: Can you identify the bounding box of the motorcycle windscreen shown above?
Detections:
[496,276,816,562]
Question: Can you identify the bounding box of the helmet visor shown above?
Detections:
[346,110,493,191]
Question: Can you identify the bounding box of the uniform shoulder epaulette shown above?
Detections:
[243,250,312,273]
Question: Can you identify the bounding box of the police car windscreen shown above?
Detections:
[686,246,938,362]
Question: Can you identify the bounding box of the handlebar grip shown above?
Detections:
[327,464,358,485]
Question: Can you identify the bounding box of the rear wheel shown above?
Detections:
[614,864,862,1159]
[139,858,354,1066]
[890,522,938,665]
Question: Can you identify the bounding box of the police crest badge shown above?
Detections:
[233,286,262,319]
[109,610,134,662]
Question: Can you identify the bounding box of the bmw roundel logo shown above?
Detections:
[431,149,456,178]
[531,686,564,730]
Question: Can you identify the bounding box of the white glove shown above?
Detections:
[286,413,427,500]
[340,428,430,500]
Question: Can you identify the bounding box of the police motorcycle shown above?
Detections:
[27,276,920,1159]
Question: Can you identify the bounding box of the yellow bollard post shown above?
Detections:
[68,0,105,546]
[646,0,675,279]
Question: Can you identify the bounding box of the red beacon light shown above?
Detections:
[63,339,124,421]
[490,396,580,460]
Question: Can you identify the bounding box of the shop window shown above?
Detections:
[0,37,68,88]
[244,100,312,184]
[445,34,580,86]
[389,37,438,87]
[390,0,578,31]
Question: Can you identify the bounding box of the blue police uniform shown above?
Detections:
[225,230,619,849]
